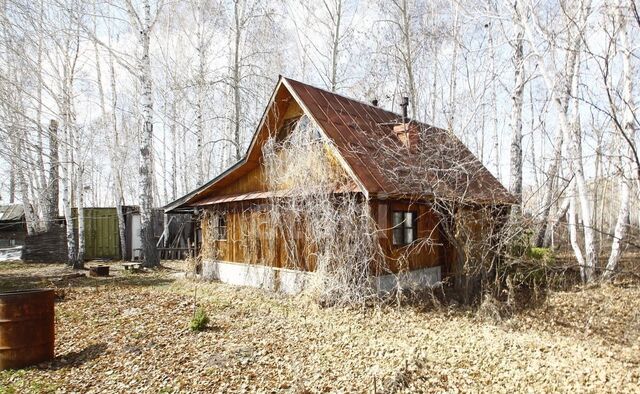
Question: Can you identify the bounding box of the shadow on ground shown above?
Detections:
[43,343,108,370]
[0,267,177,292]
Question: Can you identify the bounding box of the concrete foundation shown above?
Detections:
[202,260,442,295]
[202,260,309,294]
[374,266,441,294]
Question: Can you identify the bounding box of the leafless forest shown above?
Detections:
[0,0,638,277]
[1,2,640,391]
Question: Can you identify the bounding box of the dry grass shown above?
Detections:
[0,261,639,393]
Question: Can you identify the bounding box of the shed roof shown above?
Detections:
[165,77,516,213]
[0,204,25,222]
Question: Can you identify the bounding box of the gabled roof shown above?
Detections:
[165,76,516,213]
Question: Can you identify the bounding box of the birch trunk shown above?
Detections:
[75,165,85,268]
[447,3,460,129]
[568,185,586,275]
[545,198,570,248]
[534,131,563,247]
[163,213,169,248]
[15,135,36,235]
[9,162,15,203]
[488,21,500,179]
[520,0,597,281]
[430,44,439,125]
[47,120,59,225]
[195,32,205,185]
[33,0,48,232]
[170,90,178,201]
[605,167,630,279]
[110,53,127,261]
[534,24,580,247]
[399,0,417,117]
[509,0,525,213]
[605,3,635,278]
[60,117,77,267]
[136,0,159,267]
[565,73,597,281]
[232,0,242,161]
[329,0,342,92]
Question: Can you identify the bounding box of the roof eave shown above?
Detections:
[164,76,288,214]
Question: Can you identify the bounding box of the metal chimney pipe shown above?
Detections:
[401,96,409,120]
[371,99,379,107]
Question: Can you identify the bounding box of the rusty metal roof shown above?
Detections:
[285,78,516,204]
[165,77,516,212]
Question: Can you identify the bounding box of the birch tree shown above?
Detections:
[519,0,597,281]
[376,0,420,118]
[290,0,355,92]
[121,0,164,267]
[508,0,525,213]
[605,0,636,278]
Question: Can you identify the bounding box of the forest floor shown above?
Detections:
[1,260,639,393]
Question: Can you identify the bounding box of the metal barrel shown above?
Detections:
[0,288,55,370]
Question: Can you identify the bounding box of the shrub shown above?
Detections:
[190,307,209,332]
[527,247,554,262]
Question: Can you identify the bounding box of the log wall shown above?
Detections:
[21,224,68,263]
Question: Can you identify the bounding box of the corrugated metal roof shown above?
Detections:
[0,204,25,222]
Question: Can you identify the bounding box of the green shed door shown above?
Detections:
[84,208,120,260]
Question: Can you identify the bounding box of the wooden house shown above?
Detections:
[165,77,515,294]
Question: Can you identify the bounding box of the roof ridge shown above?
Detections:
[281,76,434,126]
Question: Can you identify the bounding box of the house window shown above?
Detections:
[392,211,417,246]
[213,214,227,240]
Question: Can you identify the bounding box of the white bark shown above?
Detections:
[605,169,630,278]
[170,89,178,201]
[509,0,525,212]
[328,0,342,92]
[488,20,500,179]
[605,2,635,278]
[130,0,160,267]
[568,183,586,274]
[34,0,48,232]
[15,135,37,235]
[231,0,243,161]
[76,164,85,267]
[195,21,206,185]
[520,0,597,281]
[534,25,582,247]
[447,2,460,128]
[47,120,59,223]
[60,114,77,267]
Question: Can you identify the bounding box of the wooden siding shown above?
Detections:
[371,199,451,274]
[201,198,453,277]
[202,203,316,271]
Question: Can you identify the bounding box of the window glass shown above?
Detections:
[215,214,227,240]
[391,210,417,246]
[405,212,414,226]
[404,228,414,243]
[392,228,403,245]
[392,212,403,227]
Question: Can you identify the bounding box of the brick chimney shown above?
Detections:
[393,122,420,151]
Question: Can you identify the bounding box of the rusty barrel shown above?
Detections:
[0,289,55,369]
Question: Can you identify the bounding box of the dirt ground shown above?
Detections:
[1,261,639,393]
